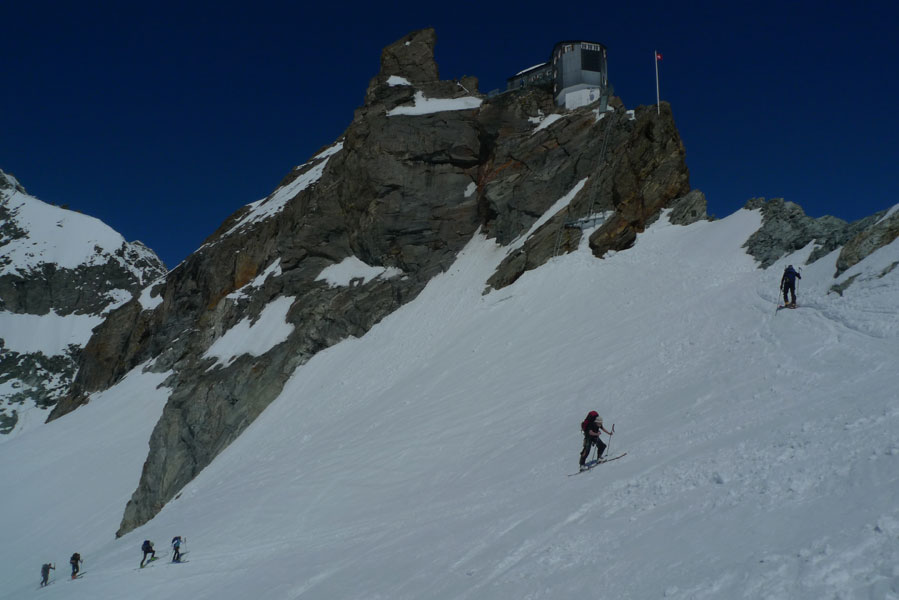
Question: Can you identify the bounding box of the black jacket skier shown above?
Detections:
[40,563,54,587]
[579,411,613,469]
[780,265,801,306]
[69,553,82,579]
[140,540,156,568]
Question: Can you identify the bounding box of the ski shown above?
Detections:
[139,557,160,570]
[568,452,627,476]
[598,452,627,463]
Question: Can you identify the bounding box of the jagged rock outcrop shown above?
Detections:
[43,29,695,535]
[741,198,884,270]
[668,189,708,226]
[480,96,691,289]
[0,170,166,434]
[834,209,899,276]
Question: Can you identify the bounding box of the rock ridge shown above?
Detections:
[741,198,890,275]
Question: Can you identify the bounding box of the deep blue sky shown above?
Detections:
[3,1,897,268]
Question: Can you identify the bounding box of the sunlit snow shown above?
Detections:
[875,202,899,225]
[0,310,103,356]
[315,256,403,288]
[386,75,411,86]
[531,113,564,134]
[0,365,169,591]
[1,206,897,600]
[138,278,165,311]
[386,91,482,116]
[203,296,296,368]
[514,62,547,76]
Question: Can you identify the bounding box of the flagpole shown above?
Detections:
[654,50,660,115]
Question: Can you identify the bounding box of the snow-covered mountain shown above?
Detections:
[0,204,896,599]
[2,27,897,600]
[0,170,166,437]
[46,29,709,540]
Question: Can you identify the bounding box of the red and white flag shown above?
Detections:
[656,52,663,61]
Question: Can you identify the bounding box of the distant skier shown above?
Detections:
[579,411,613,470]
[171,536,184,563]
[140,540,156,568]
[40,562,54,587]
[69,553,82,579]
[780,264,801,307]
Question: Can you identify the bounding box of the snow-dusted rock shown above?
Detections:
[0,170,166,435]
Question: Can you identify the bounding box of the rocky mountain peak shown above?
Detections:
[369,28,439,90]
[0,170,26,194]
[362,28,479,116]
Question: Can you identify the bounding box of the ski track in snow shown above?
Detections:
[1,210,898,599]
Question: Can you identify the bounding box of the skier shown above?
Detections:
[140,540,156,568]
[171,535,183,563]
[69,552,82,579]
[579,411,613,470]
[40,562,54,587]
[780,264,801,307]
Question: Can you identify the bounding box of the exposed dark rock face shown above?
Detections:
[834,209,899,276]
[742,198,881,268]
[0,347,80,434]
[483,100,691,290]
[668,190,708,226]
[0,170,166,434]
[0,255,161,316]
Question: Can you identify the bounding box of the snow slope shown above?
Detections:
[0,366,169,589]
[1,208,897,599]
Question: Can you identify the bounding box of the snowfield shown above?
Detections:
[1,207,897,599]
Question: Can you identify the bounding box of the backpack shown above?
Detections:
[783,266,799,284]
[142,540,152,552]
[70,553,80,563]
[172,536,181,548]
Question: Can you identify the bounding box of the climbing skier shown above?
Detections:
[140,540,156,568]
[69,553,82,579]
[40,562,54,587]
[579,410,613,470]
[171,535,184,563]
[780,264,801,307]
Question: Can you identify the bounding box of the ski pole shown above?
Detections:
[606,424,615,458]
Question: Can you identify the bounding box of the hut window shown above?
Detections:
[582,49,602,72]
